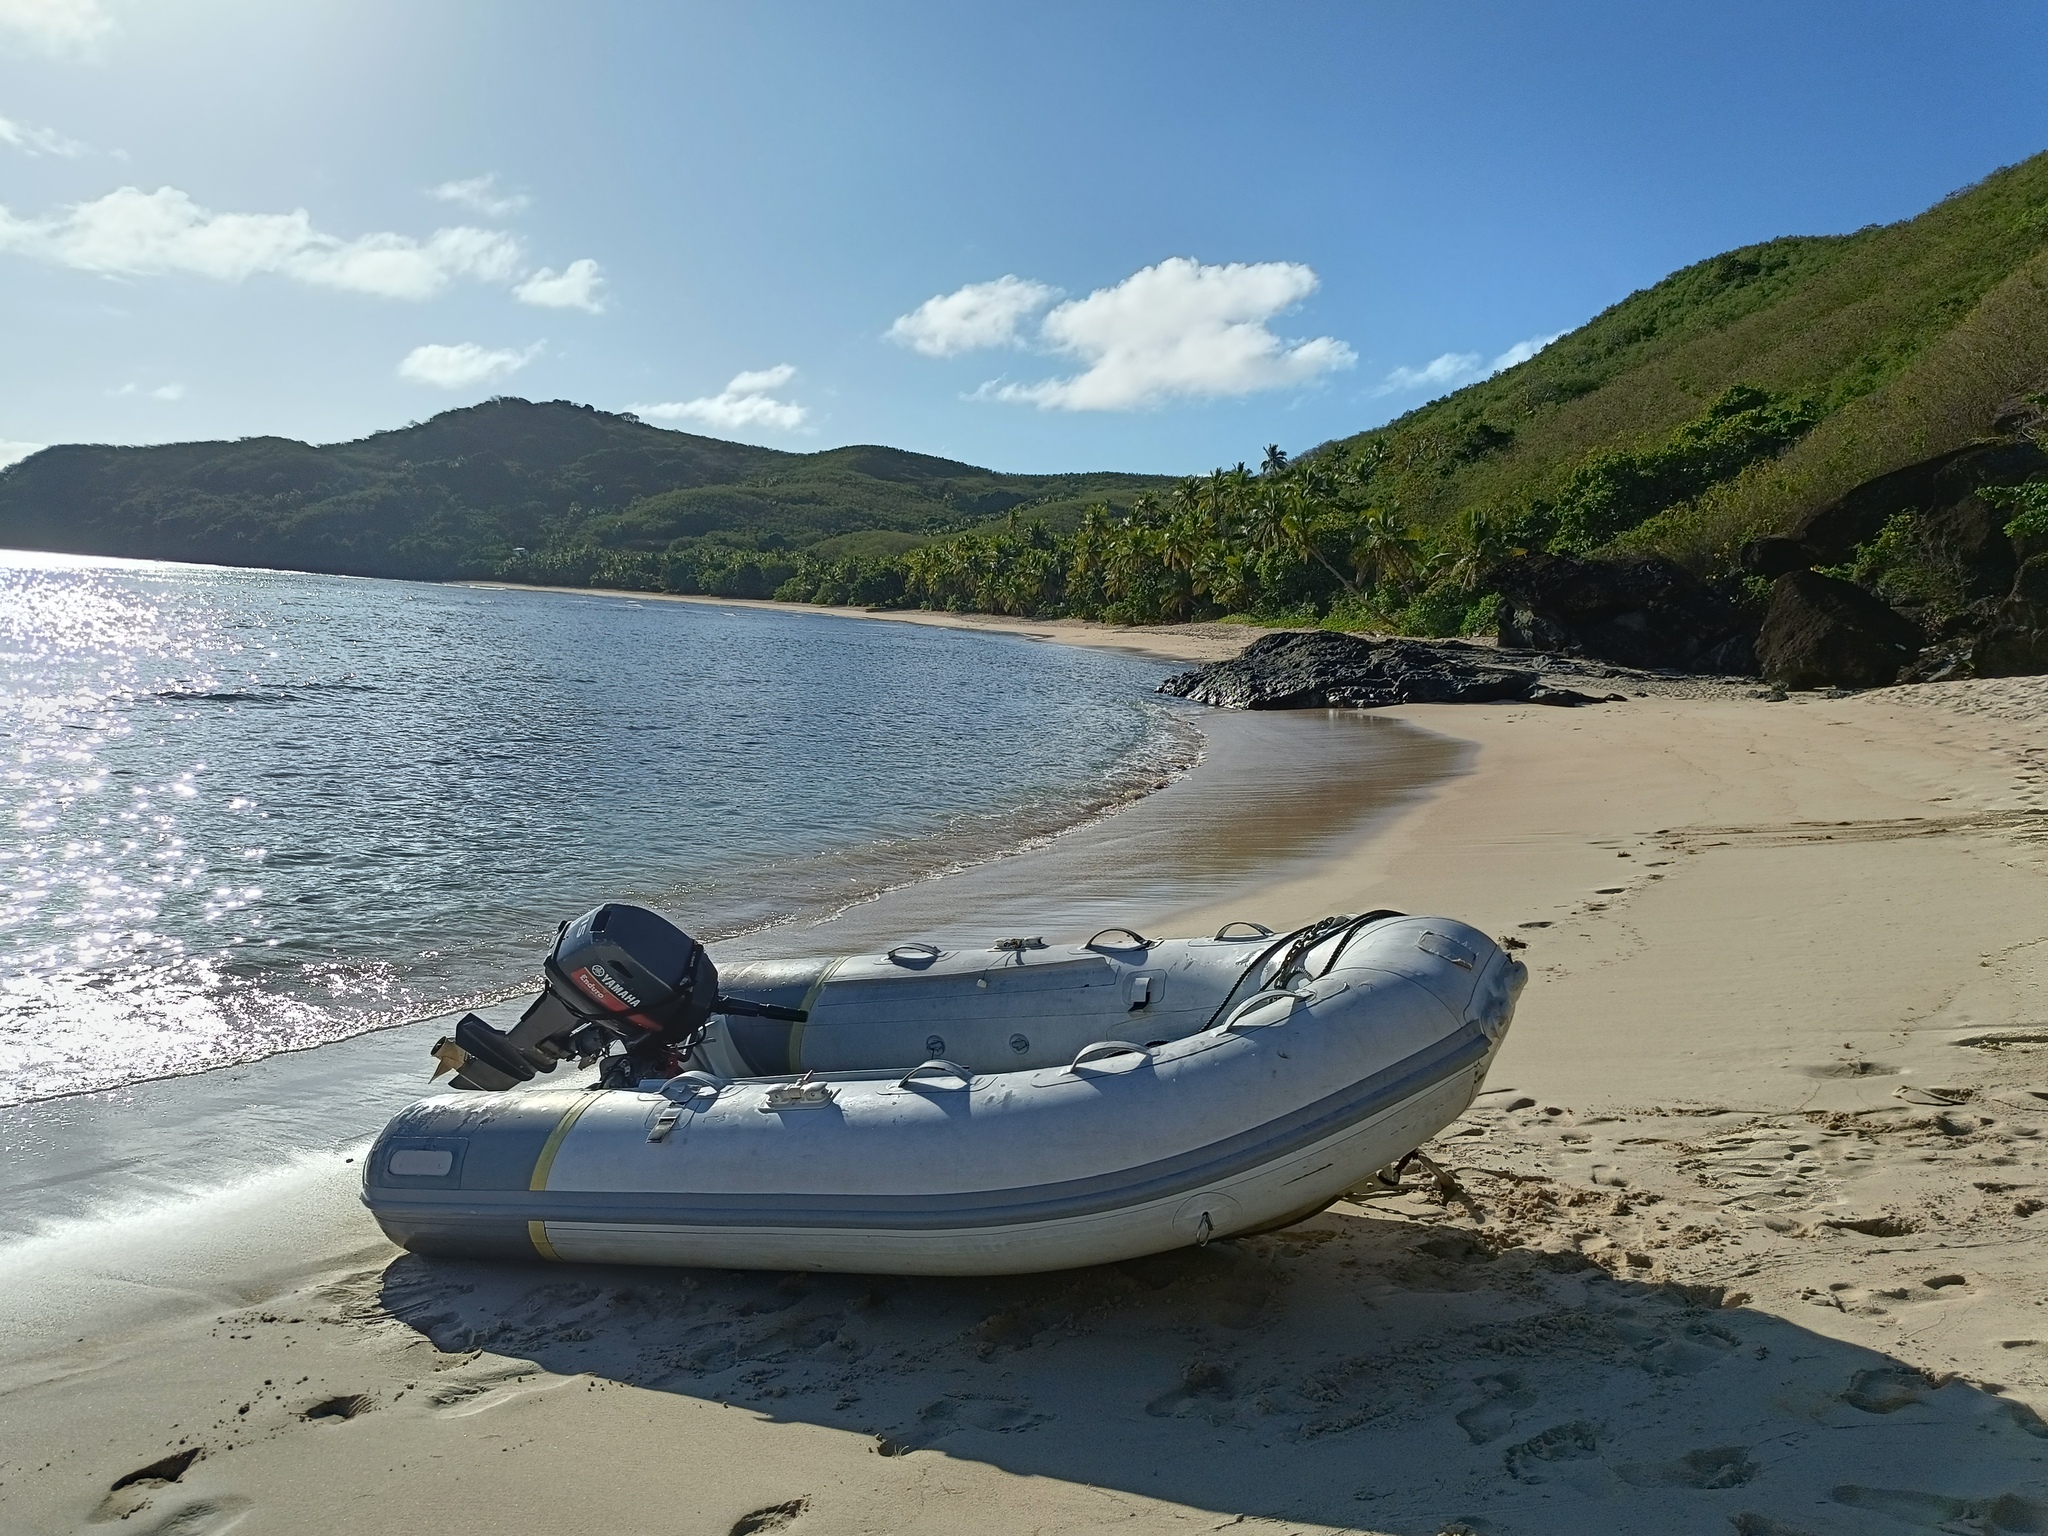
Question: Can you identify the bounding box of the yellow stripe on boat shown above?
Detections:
[530,1089,602,1191]
[786,955,846,1072]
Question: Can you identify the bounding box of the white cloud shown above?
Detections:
[515,257,605,313]
[632,365,808,433]
[0,0,114,57]
[111,381,184,400]
[1488,331,1563,372]
[0,112,86,157]
[429,173,530,218]
[0,438,45,469]
[1373,350,1482,397]
[979,258,1353,412]
[1372,331,1566,398]
[0,186,523,299]
[886,274,1058,357]
[397,341,542,390]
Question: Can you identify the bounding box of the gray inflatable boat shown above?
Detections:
[364,912,1525,1275]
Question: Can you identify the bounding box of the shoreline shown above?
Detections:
[450,579,1262,663]
[4,659,2047,1532]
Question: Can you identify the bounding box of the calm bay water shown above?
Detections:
[0,553,1190,1108]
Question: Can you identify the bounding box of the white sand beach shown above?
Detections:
[3,656,2046,1536]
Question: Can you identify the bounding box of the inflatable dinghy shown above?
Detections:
[364,907,1524,1275]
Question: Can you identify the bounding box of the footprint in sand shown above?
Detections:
[728,1498,809,1536]
[1841,1366,1935,1414]
[916,1394,1048,1434]
[98,1496,253,1536]
[90,1449,209,1525]
[426,1364,566,1418]
[1832,1485,2048,1531]
[1452,1371,1535,1445]
[1501,1420,1599,1483]
[300,1393,373,1422]
[1145,1359,1236,1419]
[1616,1445,1758,1489]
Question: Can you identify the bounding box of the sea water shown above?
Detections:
[0,552,1190,1109]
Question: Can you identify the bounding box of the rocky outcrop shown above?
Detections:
[1902,554,2048,681]
[1739,536,1820,580]
[1756,570,1925,689]
[1157,631,1612,710]
[1742,439,2048,684]
[1488,553,1756,673]
[1788,439,2048,564]
[1916,491,2022,601]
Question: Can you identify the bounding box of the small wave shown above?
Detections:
[150,676,373,706]
[153,688,275,705]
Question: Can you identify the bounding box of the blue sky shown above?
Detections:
[3,1,2046,475]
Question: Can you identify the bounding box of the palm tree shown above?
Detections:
[1349,507,1421,595]
[1438,506,1518,591]
[1261,444,1289,477]
[1276,470,1359,593]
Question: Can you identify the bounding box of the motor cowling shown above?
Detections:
[436,903,722,1091]
[546,901,720,1041]
[434,903,811,1091]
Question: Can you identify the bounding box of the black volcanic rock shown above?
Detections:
[1740,536,1819,579]
[1901,555,2048,681]
[1756,570,1925,689]
[1488,552,1756,673]
[1916,491,2022,601]
[1788,439,2048,565]
[1157,631,1578,710]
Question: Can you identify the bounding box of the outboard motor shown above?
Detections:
[431,902,807,1091]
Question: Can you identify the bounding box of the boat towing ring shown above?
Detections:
[1174,1192,1240,1246]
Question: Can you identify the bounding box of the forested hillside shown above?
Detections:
[773,150,2048,630]
[0,399,1169,594]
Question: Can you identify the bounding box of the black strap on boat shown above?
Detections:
[716,995,809,1023]
[1195,910,1406,1033]
[1314,910,1406,977]
[1197,918,1341,1032]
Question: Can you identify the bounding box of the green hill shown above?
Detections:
[1325,149,2048,570]
[0,398,1171,595]
[775,149,2048,628]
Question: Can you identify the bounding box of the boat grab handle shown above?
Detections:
[897,1059,972,1089]
[887,942,942,965]
[1068,1040,1151,1071]
[1213,921,1274,940]
[1221,989,1300,1030]
[1085,927,1155,950]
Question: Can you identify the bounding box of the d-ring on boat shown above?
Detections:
[363,903,1526,1275]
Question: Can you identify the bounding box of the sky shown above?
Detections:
[3,2,2047,477]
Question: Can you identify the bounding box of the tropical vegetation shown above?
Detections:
[779,151,2048,628]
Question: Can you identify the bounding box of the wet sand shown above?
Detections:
[3,665,2047,1536]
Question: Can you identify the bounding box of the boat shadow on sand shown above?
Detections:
[376,1204,2048,1536]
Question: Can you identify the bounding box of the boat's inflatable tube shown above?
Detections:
[363,914,1524,1275]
